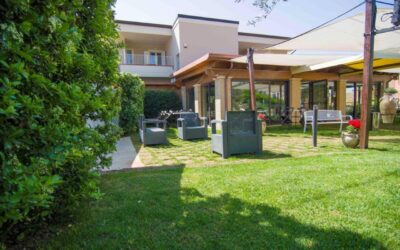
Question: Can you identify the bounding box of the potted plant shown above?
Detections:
[341,119,360,148]
[379,87,398,124]
[257,113,268,133]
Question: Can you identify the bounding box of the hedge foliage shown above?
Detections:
[0,0,121,241]
[144,90,182,118]
[119,74,145,134]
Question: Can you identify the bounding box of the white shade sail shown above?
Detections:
[231,54,350,66]
[267,8,400,52]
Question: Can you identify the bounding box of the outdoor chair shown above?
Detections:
[138,115,167,146]
[211,111,262,158]
[177,112,208,140]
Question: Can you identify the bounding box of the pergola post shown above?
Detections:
[360,0,376,149]
[289,78,302,109]
[247,48,256,111]
[337,79,347,115]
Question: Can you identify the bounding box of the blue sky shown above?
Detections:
[114,0,393,37]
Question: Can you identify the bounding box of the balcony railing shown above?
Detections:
[121,54,174,67]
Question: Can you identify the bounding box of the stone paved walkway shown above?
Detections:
[104,136,144,172]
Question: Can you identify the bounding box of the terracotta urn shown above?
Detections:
[379,93,397,124]
[341,132,359,148]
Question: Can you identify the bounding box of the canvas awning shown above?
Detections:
[232,8,400,75]
[267,8,400,52]
[290,52,400,74]
[231,54,352,66]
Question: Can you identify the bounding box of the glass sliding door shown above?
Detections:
[231,80,250,111]
[312,81,328,109]
[186,87,195,112]
[346,82,382,118]
[231,80,288,123]
[327,81,337,110]
[202,83,215,122]
[301,83,310,110]
[301,80,335,110]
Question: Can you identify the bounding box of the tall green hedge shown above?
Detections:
[119,74,145,134]
[0,0,121,241]
[144,90,182,118]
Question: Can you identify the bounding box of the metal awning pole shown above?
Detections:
[360,0,376,149]
[247,48,256,111]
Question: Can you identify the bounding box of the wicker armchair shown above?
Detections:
[211,111,262,158]
[138,115,167,146]
[177,112,208,140]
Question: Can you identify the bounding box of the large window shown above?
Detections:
[125,49,133,64]
[231,80,288,122]
[186,87,195,111]
[346,82,382,118]
[301,80,336,110]
[202,83,215,122]
[149,52,162,65]
[145,50,165,65]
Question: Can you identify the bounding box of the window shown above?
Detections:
[125,49,133,64]
[231,80,288,123]
[186,87,195,111]
[202,83,215,122]
[301,80,335,110]
[146,50,164,65]
[327,81,337,110]
[346,82,382,118]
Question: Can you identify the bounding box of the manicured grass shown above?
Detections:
[32,126,400,249]
[133,125,400,168]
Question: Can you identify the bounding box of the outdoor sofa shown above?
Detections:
[211,111,262,158]
[138,115,167,146]
[177,112,208,140]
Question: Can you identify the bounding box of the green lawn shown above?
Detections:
[36,127,400,249]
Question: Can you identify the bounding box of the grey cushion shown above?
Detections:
[180,112,199,127]
[186,126,204,130]
[146,128,165,133]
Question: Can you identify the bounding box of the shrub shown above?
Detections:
[119,74,145,134]
[384,87,398,94]
[0,0,121,242]
[144,90,182,118]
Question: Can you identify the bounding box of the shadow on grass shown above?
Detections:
[267,125,343,138]
[56,167,387,249]
[369,138,400,144]
[231,150,292,160]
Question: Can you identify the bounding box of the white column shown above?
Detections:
[214,75,226,121]
[181,86,187,110]
[226,77,232,111]
[194,84,203,116]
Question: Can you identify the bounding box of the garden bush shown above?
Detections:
[144,90,182,119]
[119,74,145,134]
[0,0,121,243]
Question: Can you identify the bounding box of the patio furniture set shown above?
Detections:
[138,109,349,158]
[138,111,263,158]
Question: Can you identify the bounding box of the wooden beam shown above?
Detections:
[293,72,340,81]
[247,48,256,111]
[360,0,376,149]
[210,68,291,79]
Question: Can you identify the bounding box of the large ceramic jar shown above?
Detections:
[379,93,397,124]
[341,132,359,148]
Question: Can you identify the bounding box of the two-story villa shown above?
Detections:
[117,13,397,124]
